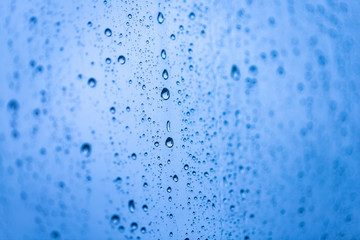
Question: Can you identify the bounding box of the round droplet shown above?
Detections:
[231,65,240,81]
[128,200,135,213]
[167,187,172,193]
[111,214,120,225]
[170,34,175,40]
[105,58,112,64]
[110,107,116,114]
[118,225,125,232]
[140,227,146,234]
[189,12,195,20]
[173,175,178,182]
[157,12,164,24]
[104,28,112,37]
[166,121,171,132]
[131,153,137,160]
[118,55,126,64]
[162,69,169,80]
[80,143,91,157]
[161,88,170,100]
[88,78,96,88]
[161,49,166,59]
[130,222,138,231]
[184,164,189,170]
[7,99,19,112]
[165,137,174,148]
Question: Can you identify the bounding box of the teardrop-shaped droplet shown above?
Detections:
[81,143,91,157]
[161,88,170,100]
[118,55,126,65]
[165,137,174,148]
[167,186,172,193]
[166,121,171,132]
[161,49,166,59]
[104,28,112,37]
[157,12,164,24]
[162,69,168,80]
[231,65,240,81]
[128,200,135,213]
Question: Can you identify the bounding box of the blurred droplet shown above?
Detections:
[88,78,96,88]
[231,65,240,80]
[80,143,91,157]
[111,215,120,225]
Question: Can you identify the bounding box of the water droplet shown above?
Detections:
[154,141,159,147]
[105,58,111,64]
[165,137,174,148]
[118,55,126,64]
[80,143,91,157]
[189,12,195,20]
[162,69,169,80]
[104,28,112,37]
[166,121,171,132]
[140,227,146,234]
[128,200,135,213]
[131,153,137,160]
[118,225,125,232]
[161,88,170,100]
[184,164,189,170]
[157,12,164,24]
[110,107,116,114]
[88,78,96,88]
[173,175,178,182]
[231,65,240,81]
[7,99,19,112]
[128,14,132,19]
[170,34,175,40]
[142,204,148,212]
[111,214,120,225]
[130,222,138,231]
[161,49,166,59]
[167,187,172,193]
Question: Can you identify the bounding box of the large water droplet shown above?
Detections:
[128,200,135,213]
[231,65,240,80]
[161,88,170,100]
[88,78,96,88]
[104,28,112,37]
[161,49,166,59]
[162,69,169,80]
[118,55,126,64]
[165,137,174,148]
[80,143,91,157]
[157,12,164,24]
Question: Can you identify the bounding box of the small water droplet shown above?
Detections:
[161,88,170,100]
[104,28,112,37]
[118,55,126,64]
[165,137,174,148]
[141,227,146,234]
[111,214,120,225]
[162,69,169,80]
[80,143,91,157]
[88,78,96,88]
[118,225,125,232]
[110,107,116,114]
[131,153,137,160]
[166,121,171,132]
[157,12,164,24]
[167,187,172,193]
[231,65,240,80]
[161,49,166,59]
[105,58,112,64]
[189,12,195,20]
[142,204,148,212]
[184,164,189,170]
[128,200,135,213]
[173,175,178,182]
[170,34,175,40]
[7,99,19,112]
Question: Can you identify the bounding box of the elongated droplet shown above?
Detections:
[161,88,170,100]
[161,49,166,59]
[157,12,164,24]
[165,137,174,148]
[231,65,240,80]
[166,121,171,132]
[128,200,135,213]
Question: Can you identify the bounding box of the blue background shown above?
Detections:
[0,0,360,239]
